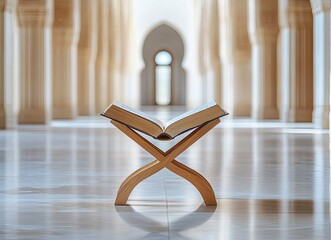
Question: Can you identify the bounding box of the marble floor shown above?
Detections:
[0,113,330,239]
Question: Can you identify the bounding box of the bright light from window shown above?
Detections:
[156,66,171,105]
[155,51,172,65]
[155,51,172,105]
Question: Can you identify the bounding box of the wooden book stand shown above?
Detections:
[111,118,220,206]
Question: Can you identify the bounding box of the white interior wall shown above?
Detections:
[132,0,203,108]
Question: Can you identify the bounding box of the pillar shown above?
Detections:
[109,0,121,104]
[95,0,109,113]
[310,0,330,128]
[108,0,116,104]
[186,0,204,108]
[199,0,222,104]
[3,0,18,128]
[209,0,222,105]
[77,0,97,115]
[52,0,80,119]
[279,0,314,122]
[119,0,135,106]
[248,0,279,119]
[16,0,53,124]
[219,0,252,117]
[0,1,5,128]
[108,0,134,106]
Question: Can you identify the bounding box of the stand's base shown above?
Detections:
[111,119,220,206]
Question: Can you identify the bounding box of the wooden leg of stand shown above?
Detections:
[115,158,217,206]
[115,128,199,205]
[115,158,171,205]
[113,119,220,206]
[167,160,217,206]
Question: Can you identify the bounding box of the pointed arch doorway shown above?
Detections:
[141,24,186,106]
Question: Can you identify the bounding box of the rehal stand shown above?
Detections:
[111,118,220,206]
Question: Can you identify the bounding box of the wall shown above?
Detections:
[132,0,203,107]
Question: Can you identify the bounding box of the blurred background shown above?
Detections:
[0,0,329,128]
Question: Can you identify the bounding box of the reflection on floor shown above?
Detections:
[0,114,330,239]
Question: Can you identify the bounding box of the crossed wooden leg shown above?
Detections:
[111,119,220,206]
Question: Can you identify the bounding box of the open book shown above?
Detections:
[101,101,228,140]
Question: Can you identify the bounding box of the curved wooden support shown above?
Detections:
[115,159,169,205]
[115,158,217,205]
[167,160,217,206]
[113,119,220,206]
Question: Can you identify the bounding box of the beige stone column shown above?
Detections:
[77,0,97,115]
[209,0,222,105]
[219,0,251,117]
[119,0,135,106]
[108,0,116,104]
[16,0,53,124]
[108,0,121,104]
[249,0,279,119]
[310,0,330,128]
[108,0,134,106]
[279,0,313,122]
[198,0,207,101]
[199,0,222,104]
[0,1,5,128]
[52,0,80,119]
[95,0,109,113]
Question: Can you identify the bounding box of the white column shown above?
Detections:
[4,0,18,128]
[199,0,222,105]
[198,0,207,102]
[249,0,279,119]
[209,0,222,105]
[186,0,204,108]
[52,0,80,119]
[0,1,5,128]
[279,0,314,122]
[16,0,53,124]
[310,0,331,128]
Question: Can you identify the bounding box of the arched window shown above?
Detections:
[155,51,172,105]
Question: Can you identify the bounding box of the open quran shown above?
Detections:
[101,101,228,140]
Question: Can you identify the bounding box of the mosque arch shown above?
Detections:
[141,24,186,106]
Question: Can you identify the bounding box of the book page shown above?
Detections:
[164,101,217,129]
[113,101,165,131]
[135,128,194,154]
